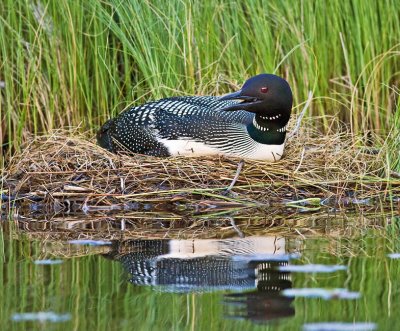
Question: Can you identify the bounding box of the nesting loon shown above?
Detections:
[97,74,292,161]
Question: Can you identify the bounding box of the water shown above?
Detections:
[1,211,400,331]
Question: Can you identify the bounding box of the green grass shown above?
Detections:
[0,0,399,170]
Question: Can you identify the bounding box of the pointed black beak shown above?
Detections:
[218,90,243,101]
[218,90,262,111]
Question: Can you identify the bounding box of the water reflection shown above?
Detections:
[105,237,296,322]
[223,259,294,322]
[2,212,399,330]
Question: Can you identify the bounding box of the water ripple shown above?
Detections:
[303,322,377,331]
[282,288,360,300]
[232,252,301,262]
[278,264,347,273]
[68,239,111,246]
[387,253,400,259]
[12,312,71,322]
[34,259,63,265]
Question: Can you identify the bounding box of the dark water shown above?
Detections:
[1,211,400,331]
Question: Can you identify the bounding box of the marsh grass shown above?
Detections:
[0,0,399,169]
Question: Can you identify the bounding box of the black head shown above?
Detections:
[219,74,292,120]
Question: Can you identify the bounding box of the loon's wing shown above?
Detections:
[150,98,256,156]
[151,96,251,124]
[97,117,171,156]
[99,96,254,156]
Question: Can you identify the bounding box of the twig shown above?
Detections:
[228,216,245,238]
[287,90,313,139]
[294,148,306,173]
[223,159,245,195]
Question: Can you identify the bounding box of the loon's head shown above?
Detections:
[219,74,292,121]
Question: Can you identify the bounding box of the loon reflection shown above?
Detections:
[106,236,295,322]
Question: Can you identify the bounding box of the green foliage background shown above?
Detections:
[0,0,399,167]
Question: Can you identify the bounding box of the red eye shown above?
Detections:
[260,87,269,93]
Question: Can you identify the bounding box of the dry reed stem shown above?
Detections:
[3,119,397,214]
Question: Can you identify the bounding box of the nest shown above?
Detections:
[2,119,397,215]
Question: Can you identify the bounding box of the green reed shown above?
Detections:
[0,0,399,169]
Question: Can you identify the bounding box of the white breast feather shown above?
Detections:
[158,138,285,161]
[247,142,285,161]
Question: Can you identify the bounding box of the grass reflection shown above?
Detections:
[1,214,400,330]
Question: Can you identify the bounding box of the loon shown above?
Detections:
[97,74,292,161]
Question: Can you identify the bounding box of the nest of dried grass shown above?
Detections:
[3,118,396,214]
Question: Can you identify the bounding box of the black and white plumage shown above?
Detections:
[97,74,293,161]
[106,237,291,293]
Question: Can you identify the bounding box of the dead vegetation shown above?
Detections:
[2,118,398,215]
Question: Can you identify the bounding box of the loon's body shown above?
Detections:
[97,74,292,161]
